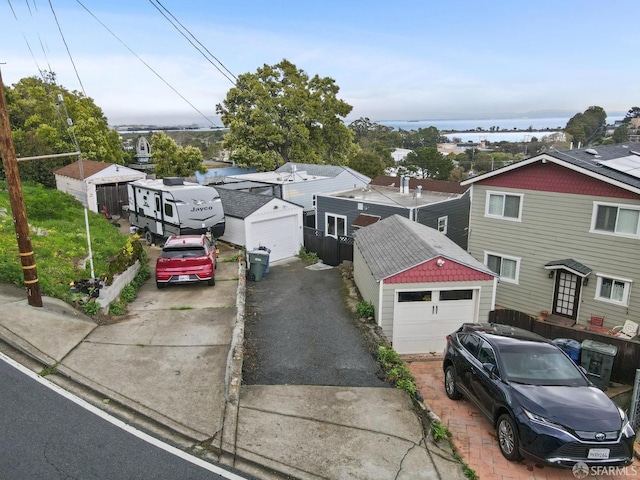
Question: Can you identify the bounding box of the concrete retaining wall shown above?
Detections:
[97,261,141,311]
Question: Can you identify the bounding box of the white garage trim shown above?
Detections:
[248,214,301,262]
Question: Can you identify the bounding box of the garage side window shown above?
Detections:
[398,291,432,302]
[440,289,473,301]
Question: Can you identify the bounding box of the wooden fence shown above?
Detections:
[490,309,640,385]
[303,227,354,267]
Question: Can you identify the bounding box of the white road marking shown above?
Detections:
[0,351,246,480]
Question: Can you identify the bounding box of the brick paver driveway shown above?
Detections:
[406,356,640,480]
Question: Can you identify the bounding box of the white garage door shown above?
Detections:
[251,215,299,262]
[393,289,477,354]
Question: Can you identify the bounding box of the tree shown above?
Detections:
[612,124,629,143]
[402,126,443,149]
[564,106,607,146]
[152,132,207,178]
[2,73,123,187]
[348,150,386,178]
[400,147,453,180]
[216,59,356,171]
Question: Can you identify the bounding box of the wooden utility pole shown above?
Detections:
[0,68,43,307]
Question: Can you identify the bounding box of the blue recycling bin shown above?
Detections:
[552,338,581,364]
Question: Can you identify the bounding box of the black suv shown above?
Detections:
[443,323,635,468]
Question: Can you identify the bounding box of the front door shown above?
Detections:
[552,270,582,319]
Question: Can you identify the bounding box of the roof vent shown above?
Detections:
[163,177,184,186]
[585,148,598,155]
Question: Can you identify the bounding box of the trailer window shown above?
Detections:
[155,197,160,211]
[164,203,174,217]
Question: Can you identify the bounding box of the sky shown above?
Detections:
[1,0,638,127]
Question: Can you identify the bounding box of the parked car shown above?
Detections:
[443,323,635,468]
[155,235,216,289]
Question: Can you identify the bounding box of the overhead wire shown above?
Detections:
[74,0,220,127]
[147,0,237,86]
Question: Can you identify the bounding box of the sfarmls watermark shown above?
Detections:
[572,462,638,478]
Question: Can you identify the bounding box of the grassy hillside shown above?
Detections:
[0,182,142,300]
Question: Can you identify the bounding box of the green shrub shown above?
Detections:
[83,300,101,316]
[356,301,374,318]
[109,300,127,315]
[120,284,136,303]
[297,246,319,263]
[377,344,419,400]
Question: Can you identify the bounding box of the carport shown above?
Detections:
[354,215,497,354]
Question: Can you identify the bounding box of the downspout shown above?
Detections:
[377,279,384,327]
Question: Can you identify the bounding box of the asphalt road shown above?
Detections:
[243,259,389,387]
[0,355,243,480]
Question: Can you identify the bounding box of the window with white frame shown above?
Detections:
[485,191,522,220]
[592,202,640,237]
[595,274,632,306]
[438,215,448,234]
[485,252,520,283]
[325,213,347,238]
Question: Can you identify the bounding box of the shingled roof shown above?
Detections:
[462,142,640,192]
[354,215,491,281]
[54,159,111,179]
[216,187,300,219]
[370,175,468,194]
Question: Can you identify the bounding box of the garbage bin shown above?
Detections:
[247,250,269,282]
[256,246,271,274]
[552,338,581,364]
[580,339,617,391]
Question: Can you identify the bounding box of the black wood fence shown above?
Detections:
[490,309,640,385]
[303,227,354,267]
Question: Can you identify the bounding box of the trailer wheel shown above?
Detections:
[145,230,155,245]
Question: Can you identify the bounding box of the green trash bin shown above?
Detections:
[580,339,617,391]
[247,251,269,282]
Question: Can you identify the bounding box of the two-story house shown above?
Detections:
[461,143,640,330]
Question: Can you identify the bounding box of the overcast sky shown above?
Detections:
[2,0,638,126]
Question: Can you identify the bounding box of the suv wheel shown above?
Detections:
[497,414,522,461]
[156,282,166,289]
[444,365,462,400]
[207,277,215,286]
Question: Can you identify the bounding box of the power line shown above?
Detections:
[75,0,219,127]
[147,0,237,85]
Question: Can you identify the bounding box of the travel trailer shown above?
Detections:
[127,178,225,244]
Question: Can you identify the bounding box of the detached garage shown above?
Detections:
[354,215,497,354]
[216,188,304,262]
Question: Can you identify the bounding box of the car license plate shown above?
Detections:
[178,275,190,282]
[588,448,610,459]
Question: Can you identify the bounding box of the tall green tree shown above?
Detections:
[152,132,207,178]
[216,59,356,171]
[402,126,445,149]
[623,107,640,123]
[3,73,123,187]
[399,147,453,180]
[612,124,629,143]
[564,106,607,146]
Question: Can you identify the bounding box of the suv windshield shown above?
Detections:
[161,246,206,259]
[499,344,589,387]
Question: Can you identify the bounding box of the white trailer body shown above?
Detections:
[127,178,225,243]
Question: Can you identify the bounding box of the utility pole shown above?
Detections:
[0,68,43,307]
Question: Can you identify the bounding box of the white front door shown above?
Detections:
[393,288,477,354]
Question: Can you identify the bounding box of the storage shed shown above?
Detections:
[54,159,145,216]
[354,215,497,354]
[216,188,304,262]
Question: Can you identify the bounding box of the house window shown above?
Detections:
[438,216,448,234]
[485,252,520,284]
[595,274,632,306]
[592,203,640,237]
[485,191,522,220]
[326,213,346,238]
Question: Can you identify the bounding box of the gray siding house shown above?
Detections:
[223,162,370,214]
[354,215,496,354]
[461,143,640,331]
[316,176,470,249]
